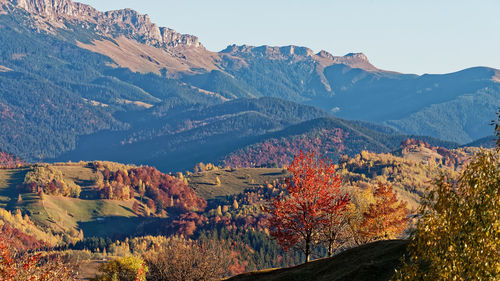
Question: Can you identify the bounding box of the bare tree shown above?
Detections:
[143,237,231,281]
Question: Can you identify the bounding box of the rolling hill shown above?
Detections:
[0,161,289,241]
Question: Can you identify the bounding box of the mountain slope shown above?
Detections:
[55,98,459,172]
[226,240,408,281]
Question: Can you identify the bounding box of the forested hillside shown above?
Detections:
[223,118,458,169]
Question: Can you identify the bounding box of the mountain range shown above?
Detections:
[0,0,498,170]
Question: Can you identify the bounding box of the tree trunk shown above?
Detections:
[305,238,311,263]
[328,241,333,257]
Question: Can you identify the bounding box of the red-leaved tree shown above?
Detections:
[265,151,349,263]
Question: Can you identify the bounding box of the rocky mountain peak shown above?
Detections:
[221,44,316,59]
[317,50,334,59]
[344,52,369,62]
[5,0,202,49]
[222,45,378,71]
[13,0,75,18]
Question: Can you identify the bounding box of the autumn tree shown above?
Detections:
[215,205,223,217]
[23,166,81,198]
[344,185,376,246]
[194,162,206,173]
[132,201,141,215]
[146,199,156,214]
[93,256,148,281]
[265,151,349,263]
[359,183,409,241]
[393,116,500,280]
[0,242,77,281]
[320,209,349,257]
[137,180,146,203]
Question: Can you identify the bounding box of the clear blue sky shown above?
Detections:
[77,0,500,74]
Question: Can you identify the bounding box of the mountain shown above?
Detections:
[0,0,224,161]
[0,0,498,165]
[5,0,201,49]
[212,49,500,143]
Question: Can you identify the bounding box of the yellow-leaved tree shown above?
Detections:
[92,256,148,281]
[393,113,500,280]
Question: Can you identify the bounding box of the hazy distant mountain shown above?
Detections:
[0,0,498,165]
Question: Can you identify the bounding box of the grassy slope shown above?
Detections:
[226,240,408,281]
[0,164,288,237]
[0,164,139,237]
[0,168,29,208]
[188,168,286,199]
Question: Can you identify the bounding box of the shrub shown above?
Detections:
[92,256,148,281]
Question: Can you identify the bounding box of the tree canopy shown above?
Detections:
[265,151,349,262]
[393,114,500,280]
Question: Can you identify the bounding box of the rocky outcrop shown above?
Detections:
[7,0,202,49]
[222,44,378,71]
[317,50,377,71]
[222,44,315,59]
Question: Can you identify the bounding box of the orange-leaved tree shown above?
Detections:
[0,242,77,281]
[265,151,349,263]
[359,183,409,241]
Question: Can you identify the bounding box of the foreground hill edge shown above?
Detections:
[226,240,409,281]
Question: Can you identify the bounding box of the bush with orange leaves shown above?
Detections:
[0,241,77,281]
[359,183,410,241]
